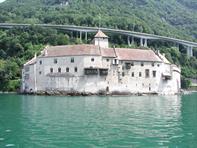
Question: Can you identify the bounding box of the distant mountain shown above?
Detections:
[0,0,197,41]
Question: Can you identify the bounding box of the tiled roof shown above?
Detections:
[44,45,101,57]
[115,48,162,62]
[24,57,36,66]
[94,30,108,38]
[101,48,116,58]
[41,44,161,62]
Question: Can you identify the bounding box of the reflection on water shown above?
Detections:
[0,94,197,148]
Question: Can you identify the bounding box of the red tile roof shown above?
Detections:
[101,48,116,58]
[94,30,108,38]
[24,57,36,66]
[42,44,161,62]
[45,44,101,57]
[115,48,161,62]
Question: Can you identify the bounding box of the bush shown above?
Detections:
[181,77,191,89]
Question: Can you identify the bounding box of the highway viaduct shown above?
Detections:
[0,23,196,57]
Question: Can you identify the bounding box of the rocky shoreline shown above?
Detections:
[20,90,162,96]
[2,90,197,96]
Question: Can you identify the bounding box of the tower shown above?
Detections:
[94,30,109,48]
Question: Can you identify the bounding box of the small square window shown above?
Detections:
[66,67,69,72]
[39,71,42,75]
[139,72,142,77]
[106,59,110,62]
[157,64,160,67]
[141,62,144,67]
[39,60,42,65]
[50,68,53,73]
[132,72,134,77]
[75,67,78,73]
[58,68,61,73]
[54,59,58,64]
[131,62,134,66]
[91,58,94,62]
[153,71,156,77]
[145,69,150,78]
[71,57,74,63]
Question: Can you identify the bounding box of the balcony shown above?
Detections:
[84,68,108,76]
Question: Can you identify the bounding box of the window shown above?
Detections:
[66,67,69,72]
[58,68,61,73]
[122,72,125,77]
[39,71,42,75]
[132,72,134,77]
[145,69,150,78]
[113,59,119,65]
[91,58,94,62]
[152,62,155,67]
[24,74,29,80]
[131,62,134,66]
[153,71,156,77]
[125,63,131,69]
[106,59,110,62]
[139,72,142,77]
[24,66,30,72]
[50,68,53,73]
[71,57,74,63]
[141,62,144,67]
[157,64,160,67]
[39,60,42,65]
[75,67,78,73]
[54,59,57,64]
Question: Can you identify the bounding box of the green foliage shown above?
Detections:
[181,77,191,89]
[0,26,75,91]
[0,0,197,91]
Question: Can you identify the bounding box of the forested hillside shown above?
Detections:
[0,0,197,91]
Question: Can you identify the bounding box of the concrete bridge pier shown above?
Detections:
[80,31,82,41]
[144,38,147,47]
[140,38,148,47]
[187,46,193,57]
[127,36,131,46]
[85,32,88,41]
[140,38,143,47]
[131,36,134,45]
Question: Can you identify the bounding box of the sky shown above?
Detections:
[0,0,6,3]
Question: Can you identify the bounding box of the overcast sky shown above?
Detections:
[0,0,6,3]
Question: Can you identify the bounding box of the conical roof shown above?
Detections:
[94,30,108,38]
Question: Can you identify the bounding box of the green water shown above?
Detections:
[0,94,196,148]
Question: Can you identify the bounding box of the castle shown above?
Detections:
[21,30,181,95]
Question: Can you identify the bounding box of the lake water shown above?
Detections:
[0,93,196,148]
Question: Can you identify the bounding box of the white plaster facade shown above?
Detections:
[21,31,181,95]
